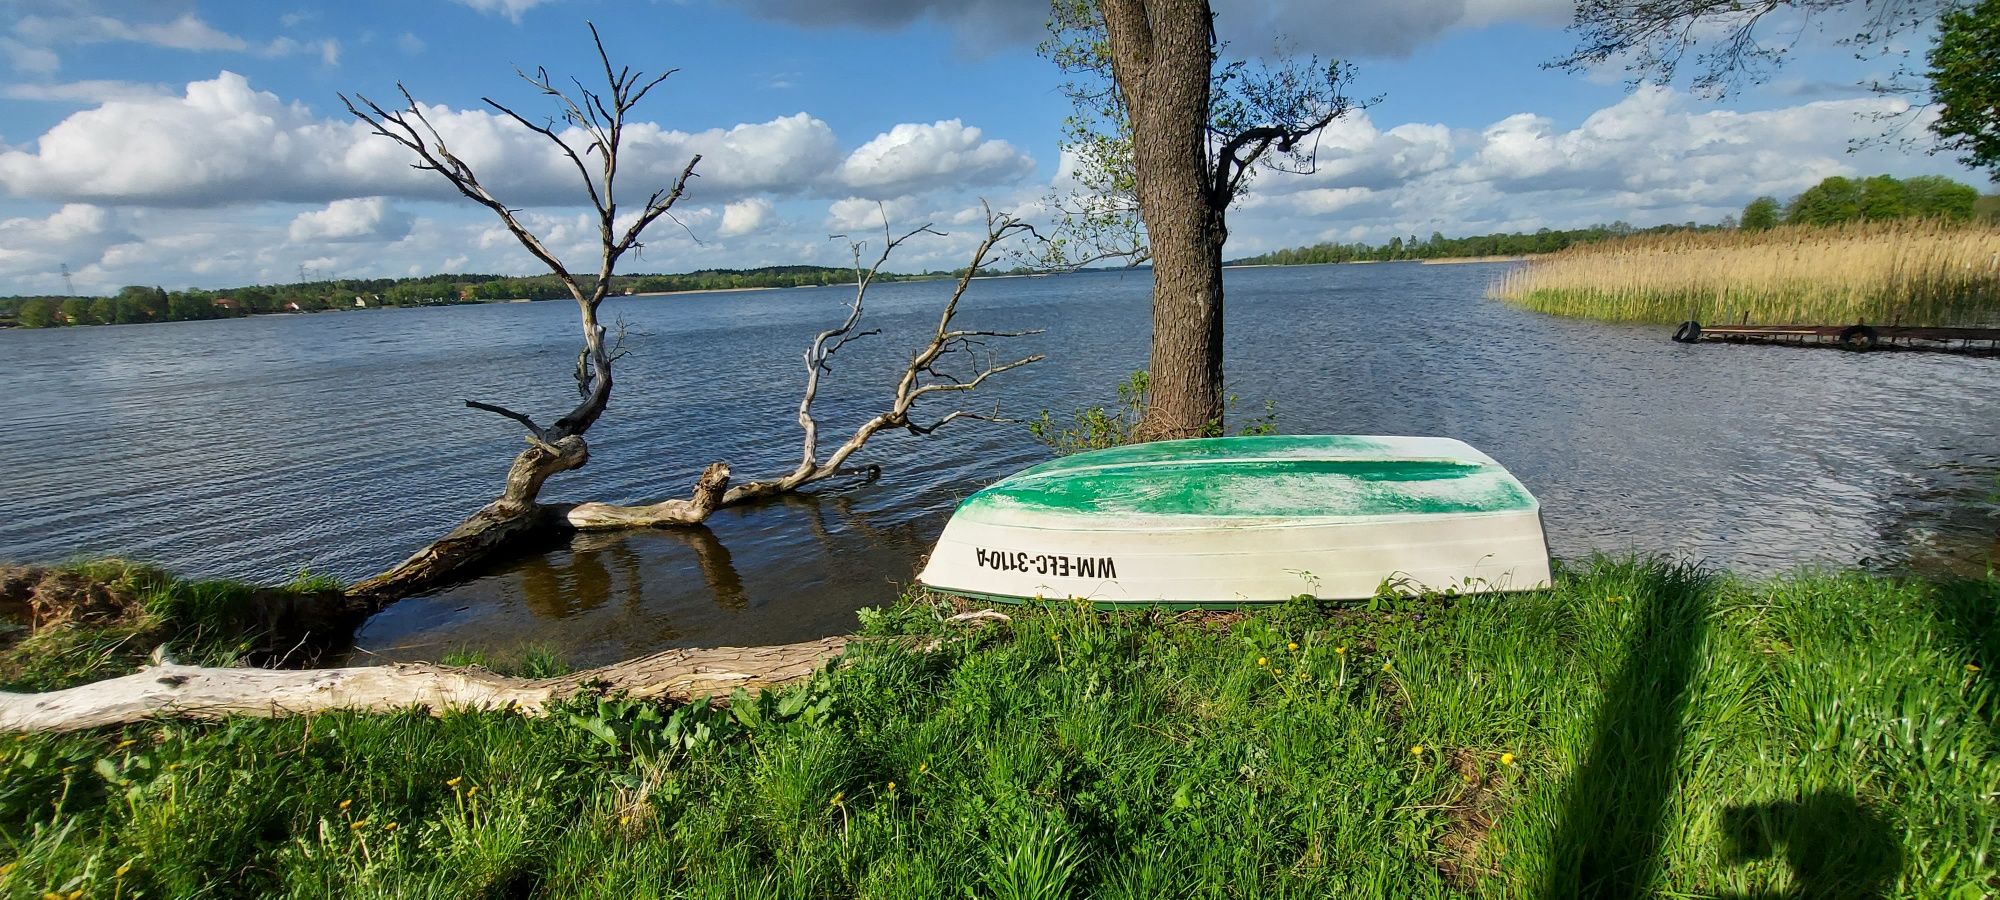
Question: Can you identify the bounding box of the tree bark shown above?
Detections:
[1102,0,1228,440]
[0,637,849,733]
[345,436,589,602]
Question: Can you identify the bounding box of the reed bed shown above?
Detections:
[1491,221,2000,325]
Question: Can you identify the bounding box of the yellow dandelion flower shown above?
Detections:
[1410,744,1424,756]
[1500,752,1516,766]
[1382,662,1394,672]
[1968,663,1981,673]
[338,799,353,811]
[446,776,463,788]
[1297,672,1309,682]
[466,786,479,797]
[1287,642,1299,652]
[115,738,137,750]
[1334,646,1346,655]
[116,862,132,877]
[1050,632,1061,642]
[887,781,897,792]
[68,891,82,900]
[350,819,368,831]
[384,822,399,832]
[42,892,62,900]
[620,815,632,826]
[1257,657,1267,667]
[918,762,928,774]
[829,791,844,806]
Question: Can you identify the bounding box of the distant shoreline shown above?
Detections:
[627,286,780,298]
[1420,255,1531,265]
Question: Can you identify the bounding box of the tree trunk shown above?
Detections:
[1104,0,1228,440]
[346,436,588,601]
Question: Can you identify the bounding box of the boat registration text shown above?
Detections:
[973,548,1119,579]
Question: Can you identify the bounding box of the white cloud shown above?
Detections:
[287,197,411,243]
[3,7,342,75]
[1,79,172,103]
[1221,84,1963,255]
[397,32,426,55]
[0,73,850,207]
[1,37,61,74]
[15,12,249,52]
[718,198,776,237]
[450,0,558,23]
[836,120,1034,198]
[631,113,844,201]
[826,196,923,232]
[0,72,1046,216]
[260,36,341,66]
[0,204,130,290]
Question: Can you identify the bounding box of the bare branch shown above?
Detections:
[718,200,1043,507]
[463,399,555,443]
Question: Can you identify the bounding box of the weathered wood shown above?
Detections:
[345,437,587,601]
[0,636,850,733]
[563,462,731,530]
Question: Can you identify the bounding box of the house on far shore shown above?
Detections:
[212,297,241,311]
[282,301,304,312]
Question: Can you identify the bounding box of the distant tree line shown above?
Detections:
[1740,174,1984,230]
[1233,174,1993,269]
[1225,221,1732,267]
[0,265,955,329]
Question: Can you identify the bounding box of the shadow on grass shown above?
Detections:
[1541,560,1714,898]
[1931,576,1997,736]
[1717,792,1902,899]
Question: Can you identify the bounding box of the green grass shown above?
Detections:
[1,558,1994,898]
[0,559,348,693]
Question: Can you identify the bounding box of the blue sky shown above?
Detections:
[0,0,1983,294]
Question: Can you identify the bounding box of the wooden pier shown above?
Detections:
[1671,321,2000,355]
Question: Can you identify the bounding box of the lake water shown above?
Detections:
[2,263,1995,667]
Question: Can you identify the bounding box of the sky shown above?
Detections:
[0,0,1985,295]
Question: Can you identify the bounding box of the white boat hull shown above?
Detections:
[917,435,1553,606]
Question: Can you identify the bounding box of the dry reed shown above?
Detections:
[1490,221,2000,325]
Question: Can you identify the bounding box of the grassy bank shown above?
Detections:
[1491,222,2000,325]
[2,558,1993,897]
[0,560,347,693]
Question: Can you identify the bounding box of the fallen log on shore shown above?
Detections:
[0,637,850,733]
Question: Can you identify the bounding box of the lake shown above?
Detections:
[3,262,1995,667]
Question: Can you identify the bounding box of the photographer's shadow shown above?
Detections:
[1718,792,1901,899]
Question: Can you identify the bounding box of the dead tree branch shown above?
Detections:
[719,201,1046,505]
[551,201,1045,528]
[341,25,700,600]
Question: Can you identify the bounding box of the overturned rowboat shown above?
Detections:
[917,435,1552,607]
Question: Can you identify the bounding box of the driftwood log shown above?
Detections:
[0,610,1011,733]
[0,637,848,733]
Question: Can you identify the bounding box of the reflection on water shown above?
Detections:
[2,263,1994,665]
[349,487,943,667]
